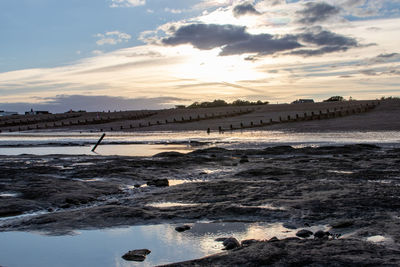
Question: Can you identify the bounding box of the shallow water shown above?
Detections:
[0,144,192,157]
[0,221,322,267]
[1,130,399,156]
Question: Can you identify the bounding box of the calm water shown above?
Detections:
[0,222,327,267]
[1,130,399,156]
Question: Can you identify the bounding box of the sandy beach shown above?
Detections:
[1,99,399,133]
[1,99,400,266]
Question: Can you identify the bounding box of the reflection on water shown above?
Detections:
[1,130,400,156]
[366,235,393,244]
[0,144,192,157]
[0,222,317,267]
[0,192,21,198]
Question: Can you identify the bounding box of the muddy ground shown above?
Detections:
[1,144,400,265]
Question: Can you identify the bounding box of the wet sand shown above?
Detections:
[1,144,400,265]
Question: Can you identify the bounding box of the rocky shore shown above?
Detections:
[1,144,400,265]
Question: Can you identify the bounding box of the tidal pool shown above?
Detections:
[0,221,315,267]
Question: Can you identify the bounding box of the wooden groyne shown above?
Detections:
[214,101,380,133]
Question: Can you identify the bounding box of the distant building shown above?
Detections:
[25,109,51,115]
[0,110,18,116]
[291,99,314,104]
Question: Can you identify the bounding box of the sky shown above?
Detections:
[0,0,399,113]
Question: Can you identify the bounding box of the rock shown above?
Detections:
[331,220,354,228]
[268,236,279,242]
[147,179,169,187]
[153,152,184,158]
[175,225,191,232]
[134,184,141,188]
[215,237,228,242]
[296,229,313,238]
[122,249,151,262]
[239,156,249,163]
[222,237,241,250]
[241,239,259,247]
[314,230,330,239]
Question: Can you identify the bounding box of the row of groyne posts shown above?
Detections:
[96,109,254,132]
[212,101,380,133]
[0,111,157,133]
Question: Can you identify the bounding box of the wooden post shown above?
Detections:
[92,133,106,152]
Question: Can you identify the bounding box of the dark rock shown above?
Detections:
[122,249,151,262]
[153,152,185,158]
[331,220,354,228]
[147,179,169,187]
[241,239,259,247]
[283,223,297,229]
[268,236,279,242]
[239,157,249,163]
[296,229,313,238]
[215,237,228,242]
[222,237,240,250]
[134,184,141,188]
[314,230,330,239]
[175,225,191,232]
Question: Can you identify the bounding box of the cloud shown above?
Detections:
[0,95,184,113]
[233,3,261,17]
[164,8,184,14]
[95,31,131,46]
[220,33,301,56]
[162,24,250,50]
[110,0,146,8]
[289,26,360,56]
[297,2,341,24]
[162,23,362,57]
[377,52,400,58]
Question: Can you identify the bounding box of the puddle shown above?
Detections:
[146,202,199,208]
[0,192,21,198]
[0,221,310,267]
[169,179,206,186]
[366,235,393,243]
[239,204,286,211]
[72,178,105,182]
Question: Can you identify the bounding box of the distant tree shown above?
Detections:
[323,96,344,102]
[186,99,268,108]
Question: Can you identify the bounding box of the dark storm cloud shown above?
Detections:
[289,28,359,56]
[0,95,185,114]
[162,23,361,57]
[162,23,302,55]
[162,24,249,50]
[220,34,301,56]
[233,3,261,17]
[297,2,341,24]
